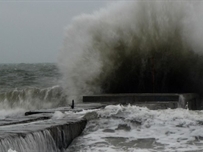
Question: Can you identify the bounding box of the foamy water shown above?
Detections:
[3,104,203,152]
[67,105,203,152]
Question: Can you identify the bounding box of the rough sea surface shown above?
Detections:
[0,63,65,117]
[2,0,203,151]
[1,64,203,152]
[67,105,203,152]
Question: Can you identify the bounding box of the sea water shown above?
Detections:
[2,0,203,151]
[0,63,65,117]
[66,105,203,152]
[1,64,203,152]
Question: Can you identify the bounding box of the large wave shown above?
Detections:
[58,1,203,101]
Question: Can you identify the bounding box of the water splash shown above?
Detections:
[58,1,203,101]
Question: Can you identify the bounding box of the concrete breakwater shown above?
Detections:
[0,103,106,152]
[0,94,200,152]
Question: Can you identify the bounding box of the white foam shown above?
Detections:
[7,149,17,152]
[67,105,203,152]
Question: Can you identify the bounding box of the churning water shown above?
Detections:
[67,105,203,152]
[2,0,203,151]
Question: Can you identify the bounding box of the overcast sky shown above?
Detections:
[0,0,108,63]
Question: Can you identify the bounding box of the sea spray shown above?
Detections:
[59,1,203,102]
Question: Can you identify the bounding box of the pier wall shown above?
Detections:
[83,93,200,110]
[0,103,105,152]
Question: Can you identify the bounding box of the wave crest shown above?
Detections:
[0,86,66,109]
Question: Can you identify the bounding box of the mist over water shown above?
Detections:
[58,1,203,101]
